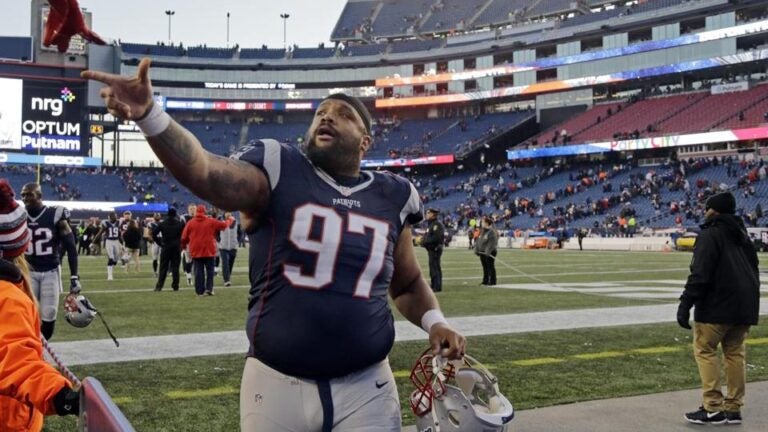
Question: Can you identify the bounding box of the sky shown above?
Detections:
[3,0,350,49]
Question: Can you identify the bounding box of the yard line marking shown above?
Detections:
[444,268,689,280]
[573,351,624,360]
[166,386,238,399]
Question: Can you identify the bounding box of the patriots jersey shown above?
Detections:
[233,139,424,379]
[101,220,121,241]
[25,206,69,272]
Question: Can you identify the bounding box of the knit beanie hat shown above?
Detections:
[0,179,31,259]
[705,191,736,215]
[323,93,372,135]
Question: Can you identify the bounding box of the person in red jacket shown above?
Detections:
[181,204,232,296]
[0,179,79,431]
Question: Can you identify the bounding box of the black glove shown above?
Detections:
[53,386,80,416]
[70,276,82,294]
[676,302,692,330]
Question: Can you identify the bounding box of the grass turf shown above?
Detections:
[39,248,767,430]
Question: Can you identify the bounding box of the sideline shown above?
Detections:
[50,301,768,366]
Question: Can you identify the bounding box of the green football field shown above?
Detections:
[42,248,768,431]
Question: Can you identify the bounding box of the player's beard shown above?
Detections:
[304,133,361,176]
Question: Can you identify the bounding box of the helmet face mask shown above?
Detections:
[410,349,514,432]
[63,293,97,328]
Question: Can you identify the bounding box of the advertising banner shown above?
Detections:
[1,78,88,155]
[507,126,768,160]
[0,77,23,149]
[21,80,87,155]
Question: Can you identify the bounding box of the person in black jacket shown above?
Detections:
[153,207,185,291]
[677,191,760,425]
[121,219,142,273]
[421,208,445,292]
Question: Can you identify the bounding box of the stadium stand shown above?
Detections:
[341,42,389,56]
[120,42,184,57]
[388,38,444,53]
[0,36,32,61]
[419,0,486,33]
[331,0,378,39]
[560,7,626,28]
[473,0,530,28]
[371,0,433,38]
[186,46,237,59]
[239,47,286,59]
[526,83,768,147]
[291,47,337,59]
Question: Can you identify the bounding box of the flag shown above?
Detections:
[43,0,107,53]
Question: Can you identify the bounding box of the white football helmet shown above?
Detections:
[63,293,97,328]
[410,348,514,432]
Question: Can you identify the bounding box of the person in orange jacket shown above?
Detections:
[0,179,79,431]
[181,204,232,296]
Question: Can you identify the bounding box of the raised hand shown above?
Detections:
[80,58,154,120]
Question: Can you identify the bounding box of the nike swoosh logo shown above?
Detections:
[707,412,722,418]
[375,380,388,389]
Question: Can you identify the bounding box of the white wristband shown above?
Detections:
[421,309,448,333]
[135,102,171,137]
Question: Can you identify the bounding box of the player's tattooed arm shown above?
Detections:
[390,227,439,323]
[147,121,269,213]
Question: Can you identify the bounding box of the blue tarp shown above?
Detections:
[113,202,168,214]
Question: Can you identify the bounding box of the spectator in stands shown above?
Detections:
[677,192,759,425]
[0,180,80,430]
[474,216,498,286]
[181,204,232,296]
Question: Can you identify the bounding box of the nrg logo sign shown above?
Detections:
[30,87,76,117]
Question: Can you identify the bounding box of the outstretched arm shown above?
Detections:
[81,58,268,213]
[145,122,268,211]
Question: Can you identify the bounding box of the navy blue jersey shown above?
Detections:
[233,139,423,379]
[101,220,121,240]
[25,206,69,272]
[119,219,131,235]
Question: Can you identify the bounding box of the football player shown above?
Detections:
[20,183,80,340]
[94,211,122,281]
[83,59,465,432]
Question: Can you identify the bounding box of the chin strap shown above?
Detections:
[41,336,82,391]
[429,354,451,432]
[97,312,120,348]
